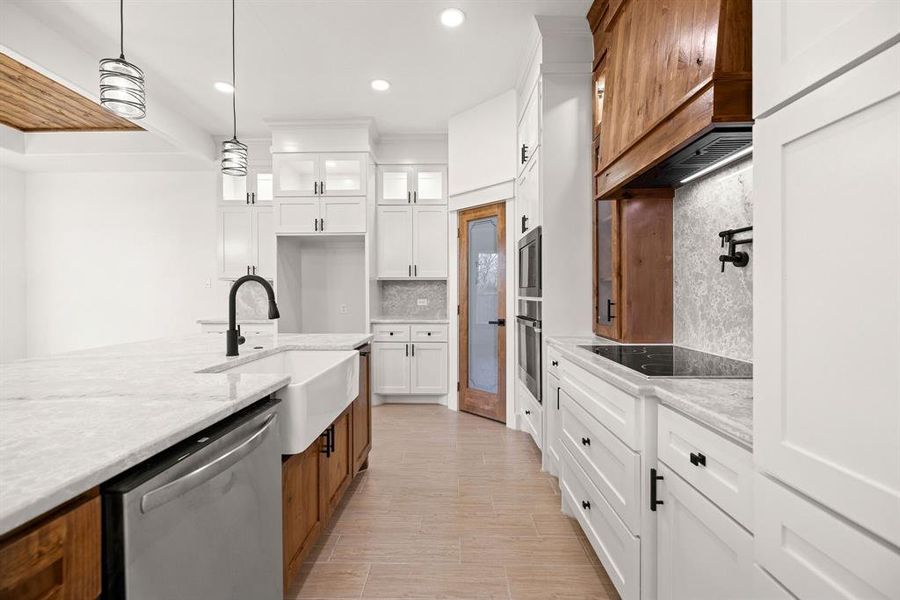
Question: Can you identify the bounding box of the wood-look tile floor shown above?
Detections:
[286,405,620,600]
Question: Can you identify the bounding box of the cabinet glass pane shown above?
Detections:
[223,173,247,202]
[417,170,443,201]
[280,158,317,193]
[256,173,273,201]
[468,216,499,393]
[596,200,614,326]
[323,159,362,192]
[382,170,409,201]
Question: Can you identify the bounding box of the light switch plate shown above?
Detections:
[417,298,428,306]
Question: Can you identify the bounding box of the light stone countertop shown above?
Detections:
[0,332,373,535]
[546,336,753,449]
[370,318,450,324]
[196,318,276,324]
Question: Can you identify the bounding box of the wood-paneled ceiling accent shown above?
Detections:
[0,53,141,132]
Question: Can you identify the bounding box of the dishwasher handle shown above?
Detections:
[140,412,278,514]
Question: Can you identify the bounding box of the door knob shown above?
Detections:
[488,319,506,326]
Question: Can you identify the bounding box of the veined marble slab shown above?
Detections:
[546,336,753,448]
[0,332,372,535]
[370,318,450,324]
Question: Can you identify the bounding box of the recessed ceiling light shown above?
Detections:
[214,81,235,94]
[440,8,465,28]
[371,79,391,92]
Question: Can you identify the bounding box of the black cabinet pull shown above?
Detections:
[607,299,616,321]
[245,192,249,205]
[408,265,412,277]
[329,424,336,453]
[320,427,332,457]
[427,332,432,336]
[411,343,415,356]
[321,181,325,195]
[405,343,409,357]
[251,192,256,204]
[314,218,319,231]
[521,214,528,233]
[252,266,256,275]
[525,410,531,415]
[414,265,417,276]
[581,437,591,446]
[551,360,559,367]
[581,500,591,510]
[408,191,411,203]
[521,144,528,164]
[413,190,417,203]
[314,181,318,195]
[650,468,664,511]
[690,452,707,467]
[389,331,394,336]
[246,265,250,275]
[320,218,325,231]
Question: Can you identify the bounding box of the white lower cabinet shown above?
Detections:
[518,380,542,450]
[754,474,900,600]
[656,463,755,600]
[544,371,561,476]
[372,324,448,396]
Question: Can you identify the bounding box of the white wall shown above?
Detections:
[24,171,220,357]
[0,166,26,362]
[448,90,517,198]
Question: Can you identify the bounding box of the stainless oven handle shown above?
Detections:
[140,412,278,514]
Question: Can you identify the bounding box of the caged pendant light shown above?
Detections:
[221,0,247,176]
[99,0,145,119]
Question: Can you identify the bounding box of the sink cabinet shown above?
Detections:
[282,350,372,588]
[0,491,101,600]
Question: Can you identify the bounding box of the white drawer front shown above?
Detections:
[561,446,640,600]
[410,323,448,342]
[560,388,641,534]
[520,382,542,450]
[658,406,753,530]
[559,361,640,450]
[547,346,562,377]
[755,474,900,600]
[372,324,410,342]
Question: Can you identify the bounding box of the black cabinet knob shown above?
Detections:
[552,360,559,367]
[389,332,394,336]
[689,452,707,467]
[581,437,591,446]
[525,410,531,415]
[581,500,591,510]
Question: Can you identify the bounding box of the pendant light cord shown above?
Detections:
[119,0,125,59]
[231,0,237,140]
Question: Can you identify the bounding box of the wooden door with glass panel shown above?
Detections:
[458,203,506,422]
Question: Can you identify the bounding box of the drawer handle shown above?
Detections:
[690,452,707,467]
[581,500,591,510]
[551,360,559,367]
[581,437,591,446]
[525,410,531,415]
[650,468,664,511]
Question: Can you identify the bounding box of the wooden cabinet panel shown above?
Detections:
[352,349,372,474]
[323,409,353,517]
[0,492,100,600]
[282,440,324,589]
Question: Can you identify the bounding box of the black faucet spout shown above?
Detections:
[226,275,280,357]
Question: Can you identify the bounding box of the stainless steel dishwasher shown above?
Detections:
[102,398,282,599]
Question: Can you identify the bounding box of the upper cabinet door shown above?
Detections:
[517,83,540,175]
[274,153,319,197]
[253,206,275,279]
[218,205,253,278]
[376,206,413,278]
[516,149,540,240]
[414,167,447,205]
[754,45,900,547]
[378,166,414,205]
[222,172,249,204]
[412,206,448,278]
[274,198,320,234]
[320,153,367,197]
[320,197,366,234]
[253,171,274,205]
[753,0,900,118]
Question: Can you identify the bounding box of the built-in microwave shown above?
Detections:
[518,226,541,298]
[516,299,542,403]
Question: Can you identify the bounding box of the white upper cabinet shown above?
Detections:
[412,206,448,278]
[656,465,754,600]
[753,0,900,117]
[320,197,366,233]
[376,206,414,278]
[275,198,319,234]
[222,168,273,205]
[376,205,447,279]
[274,153,367,197]
[754,44,900,547]
[218,205,274,279]
[517,83,541,175]
[378,165,447,205]
[516,147,540,239]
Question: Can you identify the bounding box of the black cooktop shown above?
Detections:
[578,344,753,379]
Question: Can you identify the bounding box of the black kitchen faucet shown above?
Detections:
[226,275,280,357]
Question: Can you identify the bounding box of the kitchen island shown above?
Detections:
[0,332,372,536]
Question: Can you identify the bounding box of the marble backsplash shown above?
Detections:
[673,158,753,362]
[378,280,448,319]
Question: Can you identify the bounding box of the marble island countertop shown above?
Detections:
[370,317,450,324]
[547,336,753,448]
[0,332,372,535]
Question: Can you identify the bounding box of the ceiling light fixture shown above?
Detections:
[99,0,146,119]
[371,79,391,92]
[221,0,247,177]
[440,8,466,28]
[214,81,235,94]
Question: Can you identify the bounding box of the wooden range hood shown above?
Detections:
[589,0,752,199]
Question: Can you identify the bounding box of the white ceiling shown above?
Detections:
[14,0,591,137]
